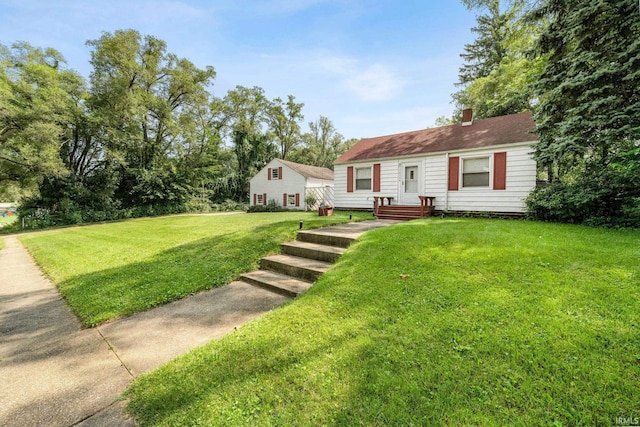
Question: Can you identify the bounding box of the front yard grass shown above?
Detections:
[124,218,640,426]
[19,211,372,326]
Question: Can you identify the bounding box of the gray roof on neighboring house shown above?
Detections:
[335,111,537,163]
[278,159,334,180]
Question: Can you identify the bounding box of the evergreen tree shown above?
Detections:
[527,0,640,225]
[458,0,512,85]
[449,0,543,121]
[531,0,640,177]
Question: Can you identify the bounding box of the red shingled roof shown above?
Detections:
[335,111,537,164]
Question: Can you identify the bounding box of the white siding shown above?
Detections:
[249,160,307,210]
[335,143,536,213]
[446,145,536,213]
[334,160,399,209]
[424,155,448,211]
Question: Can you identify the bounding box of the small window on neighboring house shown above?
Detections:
[287,194,296,206]
[271,168,279,180]
[256,194,264,205]
[462,157,490,187]
[355,167,372,190]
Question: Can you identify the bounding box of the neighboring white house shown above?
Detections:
[249,158,334,210]
[333,110,538,214]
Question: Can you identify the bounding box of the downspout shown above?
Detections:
[444,152,449,211]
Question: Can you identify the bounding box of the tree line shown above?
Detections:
[0,30,356,227]
[442,0,639,227]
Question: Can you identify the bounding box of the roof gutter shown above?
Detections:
[333,140,538,166]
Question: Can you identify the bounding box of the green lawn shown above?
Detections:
[19,211,372,326]
[124,218,640,426]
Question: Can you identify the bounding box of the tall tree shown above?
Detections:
[267,95,304,159]
[0,43,83,197]
[458,0,512,85]
[86,29,216,207]
[531,0,640,177]
[527,0,640,225]
[449,0,543,120]
[210,85,270,139]
[293,116,351,168]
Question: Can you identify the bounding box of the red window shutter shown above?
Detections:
[263,193,267,206]
[373,163,381,192]
[267,168,271,180]
[448,156,459,191]
[295,193,300,207]
[278,167,282,180]
[347,166,354,193]
[493,152,507,190]
[253,194,256,205]
[283,193,287,206]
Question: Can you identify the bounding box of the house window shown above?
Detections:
[256,194,264,205]
[462,157,490,187]
[271,168,279,179]
[287,194,296,206]
[355,167,372,190]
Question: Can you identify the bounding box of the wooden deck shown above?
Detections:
[374,196,435,220]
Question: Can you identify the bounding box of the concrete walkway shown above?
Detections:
[0,220,395,426]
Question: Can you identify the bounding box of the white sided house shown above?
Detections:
[334,110,538,219]
[249,158,334,211]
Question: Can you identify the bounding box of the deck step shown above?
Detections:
[281,240,346,263]
[260,254,332,282]
[240,270,312,297]
[377,205,434,220]
[377,205,424,211]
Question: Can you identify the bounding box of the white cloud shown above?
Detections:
[311,53,402,102]
[316,54,357,74]
[339,106,449,138]
[345,64,402,102]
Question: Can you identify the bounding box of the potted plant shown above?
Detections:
[318,202,333,216]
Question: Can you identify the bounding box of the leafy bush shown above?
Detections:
[304,193,318,211]
[185,197,214,213]
[247,199,287,213]
[526,172,640,228]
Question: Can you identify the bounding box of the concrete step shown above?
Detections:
[297,230,355,248]
[260,254,332,282]
[281,240,345,263]
[240,270,312,297]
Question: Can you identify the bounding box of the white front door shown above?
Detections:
[399,163,421,204]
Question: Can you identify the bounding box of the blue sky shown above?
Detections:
[0,0,478,140]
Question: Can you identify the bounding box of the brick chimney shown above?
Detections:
[462,107,473,126]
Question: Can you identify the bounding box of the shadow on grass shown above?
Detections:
[124,219,640,426]
[60,214,369,327]
[61,220,305,327]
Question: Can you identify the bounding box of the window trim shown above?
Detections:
[256,194,264,204]
[287,194,296,206]
[271,168,279,180]
[461,155,491,189]
[355,166,372,191]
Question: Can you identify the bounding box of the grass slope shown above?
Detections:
[125,219,640,426]
[19,211,371,326]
